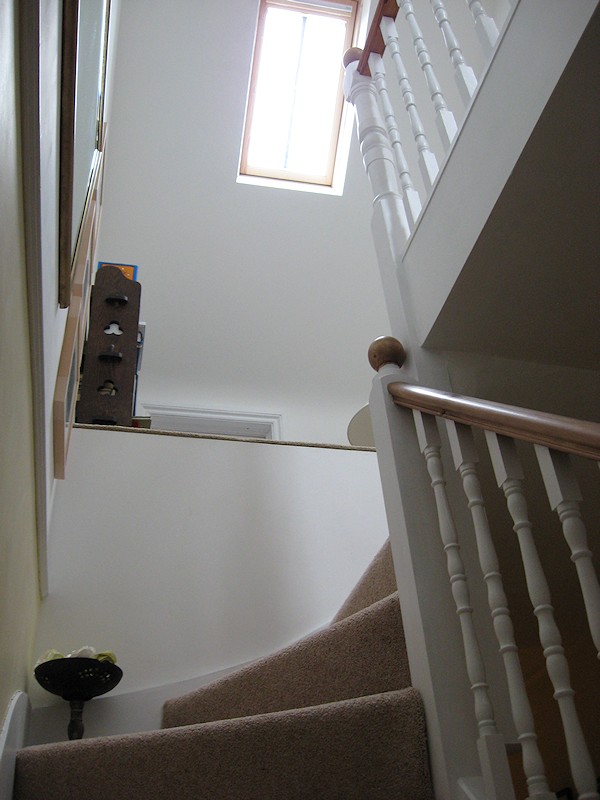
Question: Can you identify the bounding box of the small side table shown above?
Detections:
[34,657,123,740]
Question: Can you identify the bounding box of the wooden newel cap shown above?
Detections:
[343,47,363,68]
[368,337,407,371]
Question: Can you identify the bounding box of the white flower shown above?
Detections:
[67,646,98,659]
[35,646,118,669]
[34,649,64,667]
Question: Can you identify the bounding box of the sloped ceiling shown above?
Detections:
[425,6,600,372]
[98,0,389,445]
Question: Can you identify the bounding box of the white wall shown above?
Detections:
[37,0,122,555]
[97,0,389,445]
[0,0,40,723]
[30,427,388,707]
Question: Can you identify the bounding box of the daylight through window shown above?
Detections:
[240,0,359,188]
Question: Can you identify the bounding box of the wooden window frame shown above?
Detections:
[240,0,360,188]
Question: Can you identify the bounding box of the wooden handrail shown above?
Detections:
[368,337,600,460]
[388,382,600,461]
[357,0,399,75]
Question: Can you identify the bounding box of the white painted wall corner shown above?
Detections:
[0,692,30,800]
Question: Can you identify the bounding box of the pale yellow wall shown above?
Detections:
[0,0,41,723]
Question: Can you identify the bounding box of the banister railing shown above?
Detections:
[385,382,600,461]
[343,0,505,249]
[357,0,400,74]
[368,336,600,800]
[367,337,600,462]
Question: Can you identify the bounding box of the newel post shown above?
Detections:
[343,50,411,264]
[368,337,484,800]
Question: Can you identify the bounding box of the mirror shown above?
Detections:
[58,0,110,308]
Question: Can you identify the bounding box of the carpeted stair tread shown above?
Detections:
[162,591,408,729]
[14,689,434,800]
[332,538,396,622]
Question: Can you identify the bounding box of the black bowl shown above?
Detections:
[34,657,123,701]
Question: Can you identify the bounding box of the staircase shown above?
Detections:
[14,542,435,799]
[340,1,600,796]
[10,3,599,798]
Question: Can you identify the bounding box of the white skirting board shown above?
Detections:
[0,692,30,800]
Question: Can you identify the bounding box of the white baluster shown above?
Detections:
[380,16,439,191]
[413,412,498,737]
[447,422,554,799]
[415,412,518,799]
[486,432,600,800]
[535,445,600,659]
[368,53,422,229]
[343,53,411,259]
[464,0,499,56]
[430,0,478,104]
[398,0,458,149]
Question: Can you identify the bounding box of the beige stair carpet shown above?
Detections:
[332,538,397,622]
[15,690,432,800]
[163,590,407,729]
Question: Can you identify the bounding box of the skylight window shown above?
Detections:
[240,0,360,190]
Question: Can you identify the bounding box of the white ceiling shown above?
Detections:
[98,0,389,445]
